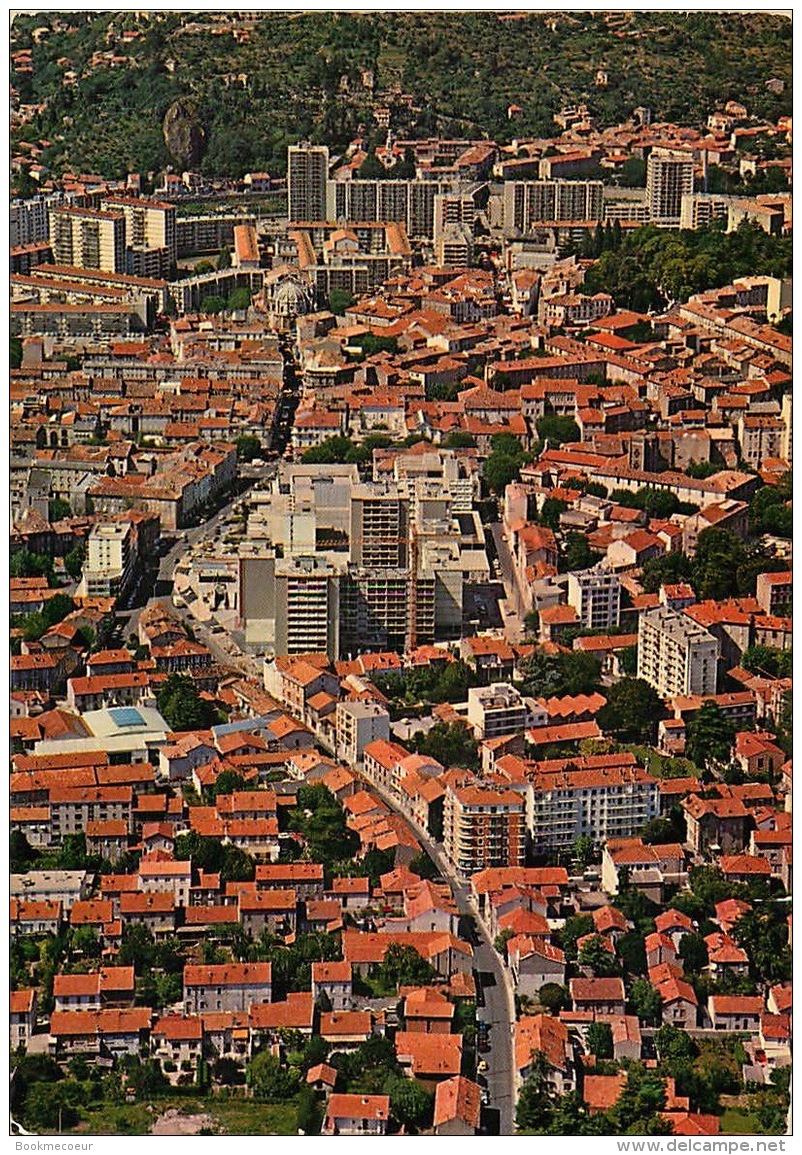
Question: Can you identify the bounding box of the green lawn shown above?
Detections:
[69,1094,299,1136]
[623,744,701,778]
[209,1097,298,1135]
[720,1110,763,1134]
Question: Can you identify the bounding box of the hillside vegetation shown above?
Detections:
[11,10,792,181]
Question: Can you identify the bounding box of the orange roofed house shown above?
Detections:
[322,1094,390,1136]
[433,1075,482,1136]
[183,963,272,1014]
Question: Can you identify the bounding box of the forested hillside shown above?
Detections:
[10,10,792,181]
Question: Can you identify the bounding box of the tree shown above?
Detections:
[561,532,596,572]
[538,983,568,1014]
[205,768,249,803]
[48,497,72,522]
[22,1082,79,1131]
[516,1052,555,1132]
[574,835,596,867]
[384,1074,433,1132]
[606,1067,670,1135]
[247,1050,301,1101]
[10,829,36,872]
[559,914,594,961]
[617,930,647,976]
[64,545,85,580]
[692,528,746,600]
[655,1023,697,1063]
[379,943,437,989]
[586,1021,614,1059]
[213,1057,245,1086]
[411,720,479,770]
[618,645,638,676]
[630,977,664,1025]
[558,651,603,696]
[443,431,476,449]
[536,413,580,447]
[216,245,232,270]
[236,434,261,462]
[156,673,216,732]
[686,700,735,768]
[540,497,568,532]
[301,435,354,465]
[678,932,708,974]
[11,335,23,369]
[597,678,663,743]
[200,294,225,314]
[409,852,439,881]
[640,551,694,593]
[296,1085,323,1134]
[329,288,355,315]
[578,935,620,978]
[483,448,525,494]
[227,286,251,311]
[518,649,563,697]
[10,547,55,585]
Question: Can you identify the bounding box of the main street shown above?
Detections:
[366,777,517,1135]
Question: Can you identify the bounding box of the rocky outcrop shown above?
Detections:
[162,99,206,169]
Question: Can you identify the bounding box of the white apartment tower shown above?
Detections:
[49,207,126,273]
[288,143,330,223]
[84,522,135,599]
[647,150,695,227]
[637,606,718,699]
[567,566,621,631]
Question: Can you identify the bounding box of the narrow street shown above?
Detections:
[490,521,525,644]
[366,777,517,1135]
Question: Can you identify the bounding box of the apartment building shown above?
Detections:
[326,178,451,239]
[49,206,126,273]
[637,606,718,699]
[646,150,695,227]
[679,192,731,231]
[527,764,660,857]
[755,571,792,616]
[566,566,621,631]
[83,520,135,599]
[350,486,409,569]
[49,787,134,845]
[466,683,544,740]
[443,779,527,878]
[503,180,604,232]
[289,143,330,222]
[183,963,272,1015]
[336,700,391,767]
[273,554,342,659]
[100,195,177,276]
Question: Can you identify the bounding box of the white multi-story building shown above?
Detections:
[48,206,126,272]
[466,683,546,740]
[637,606,718,699]
[336,700,391,767]
[647,150,695,228]
[84,521,135,599]
[503,179,604,232]
[527,763,660,856]
[567,566,621,631]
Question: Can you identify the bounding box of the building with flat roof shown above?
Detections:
[647,150,695,228]
[637,606,718,699]
[289,143,330,223]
